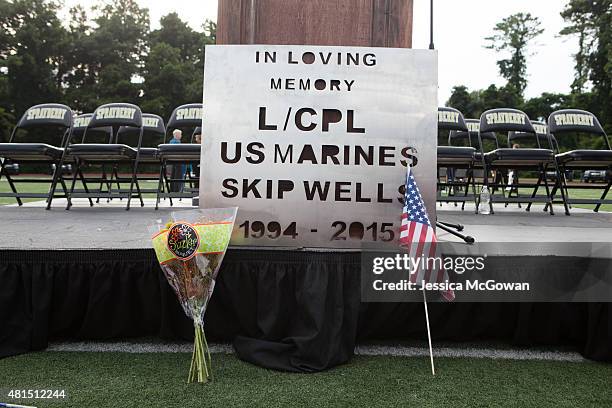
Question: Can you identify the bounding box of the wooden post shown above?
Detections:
[217,0,413,48]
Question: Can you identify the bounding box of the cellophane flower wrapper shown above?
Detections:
[150,207,237,383]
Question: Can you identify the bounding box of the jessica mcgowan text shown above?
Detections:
[372,280,530,292]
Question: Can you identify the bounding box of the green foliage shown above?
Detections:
[485,12,544,97]
[521,93,572,121]
[0,0,215,136]
[447,85,521,120]
[445,84,606,150]
[560,0,612,128]
[447,6,610,152]
[0,0,66,114]
[89,0,150,105]
[140,14,214,121]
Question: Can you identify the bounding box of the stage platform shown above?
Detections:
[1,200,611,252]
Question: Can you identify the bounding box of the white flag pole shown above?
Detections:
[422,288,436,376]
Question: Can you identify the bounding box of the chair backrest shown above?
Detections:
[548,109,610,150]
[88,103,143,129]
[192,126,202,143]
[117,113,165,146]
[449,119,498,149]
[72,113,113,143]
[508,120,555,149]
[438,107,468,132]
[477,109,533,156]
[10,103,73,146]
[167,103,203,128]
[166,103,203,142]
[480,108,534,134]
[86,103,143,147]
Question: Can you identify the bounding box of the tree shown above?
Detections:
[447,86,472,115]
[149,13,201,62]
[522,93,571,121]
[61,5,99,111]
[560,0,594,94]
[91,0,150,105]
[141,14,216,120]
[140,42,196,119]
[560,0,611,128]
[485,13,544,97]
[0,0,67,114]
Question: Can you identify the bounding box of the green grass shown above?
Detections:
[558,186,612,212]
[0,178,161,205]
[513,186,612,212]
[2,178,610,211]
[1,352,611,407]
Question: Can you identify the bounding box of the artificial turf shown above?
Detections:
[0,352,611,408]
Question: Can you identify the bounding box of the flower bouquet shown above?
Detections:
[150,207,237,383]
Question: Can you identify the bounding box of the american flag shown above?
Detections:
[400,167,455,301]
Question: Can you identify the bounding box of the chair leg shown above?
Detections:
[594,179,611,212]
[525,172,543,212]
[58,174,69,202]
[0,163,23,206]
[541,165,554,215]
[46,160,63,210]
[550,165,571,215]
[155,163,165,211]
[486,169,495,215]
[163,163,174,207]
[133,166,144,208]
[469,168,478,211]
[97,165,107,204]
[66,161,81,210]
[112,166,122,201]
[461,170,472,211]
[557,168,571,215]
[125,161,140,211]
[544,183,558,213]
[78,167,94,207]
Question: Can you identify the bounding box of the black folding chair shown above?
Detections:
[63,102,145,210]
[435,107,475,243]
[449,119,501,212]
[155,103,202,210]
[116,113,166,196]
[477,108,556,215]
[506,121,558,208]
[548,109,612,215]
[463,118,500,169]
[0,103,73,208]
[61,113,115,205]
[437,107,477,210]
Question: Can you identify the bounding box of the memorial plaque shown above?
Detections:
[201,45,437,249]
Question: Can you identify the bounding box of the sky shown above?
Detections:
[62,0,577,103]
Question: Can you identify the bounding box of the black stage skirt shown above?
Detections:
[1,249,610,371]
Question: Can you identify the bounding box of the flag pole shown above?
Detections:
[422,288,436,376]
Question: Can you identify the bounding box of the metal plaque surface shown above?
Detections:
[200,45,438,249]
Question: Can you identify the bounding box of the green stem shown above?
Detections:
[202,329,213,380]
[195,327,203,382]
[188,332,197,383]
[187,323,212,384]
